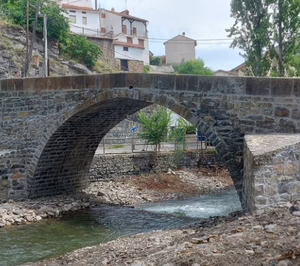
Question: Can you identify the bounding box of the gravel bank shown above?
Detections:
[84,167,233,206]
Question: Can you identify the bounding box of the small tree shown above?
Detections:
[150,55,161,66]
[175,59,214,75]
[138,107,171,154]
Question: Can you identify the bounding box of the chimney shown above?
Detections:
[124,10,129,15]
[111,7,115,12]
[182,32,185,36]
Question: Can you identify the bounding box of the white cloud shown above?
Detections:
[97,0,244,70]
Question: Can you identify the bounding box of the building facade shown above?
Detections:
[164,33,197,65]
[60,0,149,71]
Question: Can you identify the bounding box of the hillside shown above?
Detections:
[0,20,117,79]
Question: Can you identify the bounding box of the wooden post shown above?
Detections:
[103,137,105,154]
[23,0,41,77]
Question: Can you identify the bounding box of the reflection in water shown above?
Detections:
[0,189,241,266]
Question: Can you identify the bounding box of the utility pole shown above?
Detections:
[24,0,30,78]
[23,0,41,78]
[43,14,48,77]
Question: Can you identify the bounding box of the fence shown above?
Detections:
[96,134,213,155]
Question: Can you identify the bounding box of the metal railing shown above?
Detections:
[96,135,213,155]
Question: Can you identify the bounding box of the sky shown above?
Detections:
[97,0,244,71]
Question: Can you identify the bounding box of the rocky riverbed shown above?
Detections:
[0,167,233,228]
[24,202,300,266]
[0,196,90,228]
[84,167,233,206]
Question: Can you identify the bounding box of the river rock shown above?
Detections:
[264,224,277,233]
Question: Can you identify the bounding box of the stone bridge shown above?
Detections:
[0,73,299,210]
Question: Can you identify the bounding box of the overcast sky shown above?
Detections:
[97,0,244,71]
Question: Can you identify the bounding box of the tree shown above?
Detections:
[138,108,171,154]
[270,0,300,76]
[3,0,69,42]
[227,0,272,76]
[150,55,161,66]
[175,59,214,75]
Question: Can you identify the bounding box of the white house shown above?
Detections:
[164,33,197,65]
[59,0,149,71]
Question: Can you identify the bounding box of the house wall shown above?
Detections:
[115,45,145,62]
[165,36,196,65]
[67,10,100,36]
[88,37,118,68]
[102,11,122,34]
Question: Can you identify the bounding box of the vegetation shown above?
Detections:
[227,0,300,77]
[0,0,102,69]
[174,59,214,75]
[150,55,162,66]
[144,65,150,73]
[60,34,102,69]
[171,118,196,150]
[138,108,172,154]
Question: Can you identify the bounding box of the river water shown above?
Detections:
[0,189,241,266]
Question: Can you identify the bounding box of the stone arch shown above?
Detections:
[29,87,243,199]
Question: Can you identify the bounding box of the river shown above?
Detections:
[0,189,241,266]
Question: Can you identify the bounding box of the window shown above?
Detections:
[123,47,129,51]
[138,39,144,47]
[69,15,76,23]
[122,24,127,34]
[82,11,86,14]
[127,37,133,43]
[101,27,106,33]
[133,27,137,36]
[101,13,106,18]
[70,10,76,13]
[82,17,87,25]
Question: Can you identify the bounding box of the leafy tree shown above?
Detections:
[1,0,103,69]
[286,54,300,76]
[138,108,171,154]
[175,59,214,75]
[227,0,272,76]
[60,34,102,68]
[270,0,300,76]
[150,55,161,66]
[3,0,69,42]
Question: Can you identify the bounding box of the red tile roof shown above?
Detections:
[106,10,148,23]
[62,4,97,12]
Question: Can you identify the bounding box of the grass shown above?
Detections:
[111,144,125,149]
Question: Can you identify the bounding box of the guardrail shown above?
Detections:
[97,136,213,154]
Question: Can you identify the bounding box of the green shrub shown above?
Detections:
[144,65,150,73]
[176,59,214,76]
[60,34,102,69]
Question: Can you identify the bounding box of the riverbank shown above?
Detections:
[24,202,300,266]
[0,167,233,228]
[84,167,233,206]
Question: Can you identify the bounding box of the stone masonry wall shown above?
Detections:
[0,74,300,206]
[89,151,219,181]
[243,134,300,211]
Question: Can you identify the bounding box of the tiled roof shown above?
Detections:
[62,4,97,12]
[106,10,148,23]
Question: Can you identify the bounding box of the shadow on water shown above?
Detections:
[0,188,241,266]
